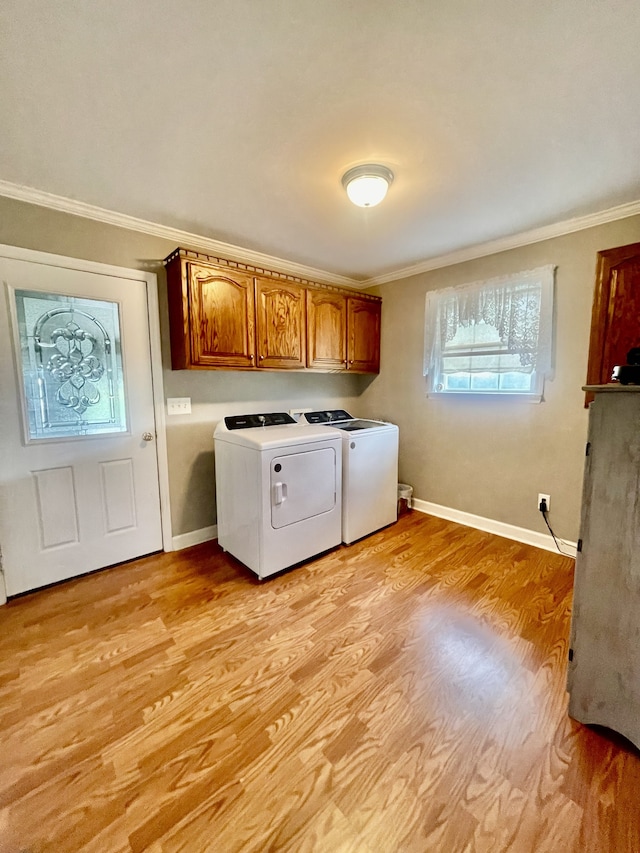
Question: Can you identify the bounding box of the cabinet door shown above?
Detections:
[189,264,256,368]
[256,278,306,369]
[306,289,347,369]
[585,242,640,405]
[347,297,381,373]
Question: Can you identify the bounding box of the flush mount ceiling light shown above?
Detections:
[341,164,394,208]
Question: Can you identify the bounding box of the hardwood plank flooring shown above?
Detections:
[1,511,639,852]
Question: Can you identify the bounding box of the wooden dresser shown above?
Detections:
[567,384,640,748]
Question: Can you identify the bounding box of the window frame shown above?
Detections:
[423,266,555,402]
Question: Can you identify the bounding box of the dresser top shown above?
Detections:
[583,384,640,393]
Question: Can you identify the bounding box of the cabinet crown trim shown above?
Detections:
[164,248,381,303]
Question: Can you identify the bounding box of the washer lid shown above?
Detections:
[334,419,396,432]
[302,411,397,434]
[214,422,342,449]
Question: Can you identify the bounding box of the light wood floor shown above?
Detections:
[1,511,639,853]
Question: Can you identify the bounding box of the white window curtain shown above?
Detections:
[423,265,555,392]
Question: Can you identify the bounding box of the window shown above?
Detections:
[424,265,555,400]
[14,289,127,440]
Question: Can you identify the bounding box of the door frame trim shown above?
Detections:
[0,244,173,578]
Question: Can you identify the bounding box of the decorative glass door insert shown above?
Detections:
[14,289,127,440]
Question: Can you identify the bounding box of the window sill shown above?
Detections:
[426,390,543,403]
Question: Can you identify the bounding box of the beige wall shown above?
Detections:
[2,194,639,544]
[358,216,640,542]
[0,196,368,537]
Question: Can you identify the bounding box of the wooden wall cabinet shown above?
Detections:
[567,385,640,750]
[305,291,382,373]
[306,289,347,370]
[347,296,381,373]
[167,260,256,369]
[256,277,306,369]
[190,264,256,369]
[165,249,381,373]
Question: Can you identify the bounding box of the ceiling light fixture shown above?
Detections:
[341,164,394,208]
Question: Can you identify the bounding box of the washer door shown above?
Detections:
[271,447,337,529]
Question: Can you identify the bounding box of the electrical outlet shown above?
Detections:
[167,397,192,415]
[537,493,551,511]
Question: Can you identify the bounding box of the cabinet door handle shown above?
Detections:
[249,354,254,360]
[259,355,264,360]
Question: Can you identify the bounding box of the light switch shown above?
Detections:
[167,397,192,415]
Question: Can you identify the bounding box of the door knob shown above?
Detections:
[142,432,154,442]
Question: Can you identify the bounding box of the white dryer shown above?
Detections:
[301,410,399,545]
[214,412,342,579]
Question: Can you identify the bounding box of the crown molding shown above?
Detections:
[0,179,359,289]
[1,179,639,289]
[365,198,640,286]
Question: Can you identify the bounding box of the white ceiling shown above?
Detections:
[1,0,639,282]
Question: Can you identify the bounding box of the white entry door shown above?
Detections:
[0,249,165,596]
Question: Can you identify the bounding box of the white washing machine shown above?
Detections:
[214,412,342,579]
[301,410,399,545]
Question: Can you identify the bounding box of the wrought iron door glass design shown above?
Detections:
[15,289,127,439]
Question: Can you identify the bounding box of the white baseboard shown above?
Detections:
[171,525,218,551]
[167,504,577,559]
[412,498,577,558]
